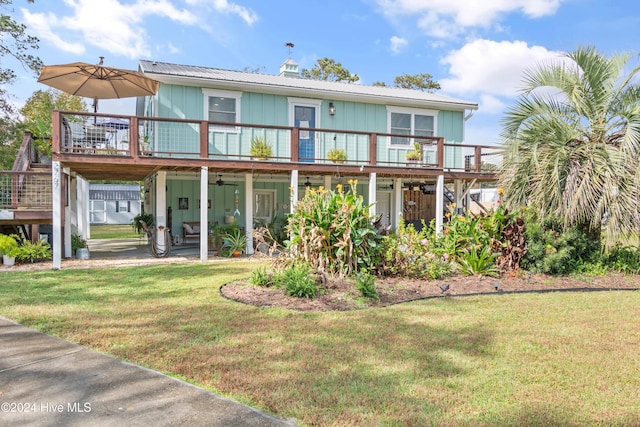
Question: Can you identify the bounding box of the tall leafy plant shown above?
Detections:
[286,180,381,276]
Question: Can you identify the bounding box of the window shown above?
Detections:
[202,89,241,131]
[388,107,437,146]
[116,200,131,213]
[254,190,276,223]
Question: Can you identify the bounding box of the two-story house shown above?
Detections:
[46,57,498,268]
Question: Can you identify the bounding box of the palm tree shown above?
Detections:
[499,46,640,247]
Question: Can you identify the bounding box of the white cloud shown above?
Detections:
[23,0,257,60]
[439,39,562,97]
[21,10,86,55]
[186,0,258,25]
[389,36,408,54]
[373,0,564,39]
[479,94,505,114]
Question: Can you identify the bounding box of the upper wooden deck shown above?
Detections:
[52,111,501,183]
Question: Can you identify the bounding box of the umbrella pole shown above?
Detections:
[93,98,98,124]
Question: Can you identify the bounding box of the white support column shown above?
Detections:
[199,167,208,262]
[244,172,254,255]
[76,177,86,239]
[368,172,377,218]
[435,174,444,235]
[52,161,62,269]
[82,178,91,239]
[290,170,299,213]
[393,178,402,230]
[64,172,72,258]
[155,171,167,249]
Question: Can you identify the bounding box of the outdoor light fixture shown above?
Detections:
[304,177,312,188]
[328,102,336,116]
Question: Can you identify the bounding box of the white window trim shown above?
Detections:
[202,88,242,133]
[287,97,322,128]
[254,189,277,222]
[386,106,438,149]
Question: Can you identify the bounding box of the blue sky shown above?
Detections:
[6,0,640,145]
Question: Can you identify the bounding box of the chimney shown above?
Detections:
[279,58,300,78]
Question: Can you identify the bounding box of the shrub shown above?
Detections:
[521,211,600,275]
[379,219,453,279]
[356,270,378,299]
[602,246,640,274]
[249,266,272,286]
[275,263,318,298]
[14,239,51,263]
[457,246,500,277]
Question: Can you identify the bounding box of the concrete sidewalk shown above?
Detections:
[0,317,296,426]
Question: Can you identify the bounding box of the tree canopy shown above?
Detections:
[372,73,441,92]
[0,0,42,118]
[20,89,87,138]
[499,46,640,247]
[300,58,359,83]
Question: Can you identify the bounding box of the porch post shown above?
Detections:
[199,167,208,262]
[244,172,254,255]
[83,178,91,239]
[435,174,444,235]
[454,179,463,215]
[290,170,299,212]
[52,160,62,269]
[368,172,377,218]
[76,177,87,239]
[155,171,167,249]
[323,175,332,190]
[64,171,72,258]
[393,178,402,230]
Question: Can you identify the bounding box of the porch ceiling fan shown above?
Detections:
[215,175,236,186]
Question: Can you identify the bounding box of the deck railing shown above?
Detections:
[0,171,52,209]
[53,111,502,173]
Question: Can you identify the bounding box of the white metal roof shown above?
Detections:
[138,60,478,112]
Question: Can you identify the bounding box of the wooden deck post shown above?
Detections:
[291,128,299,163]
[369,133,377,166]
[200,121,209,159]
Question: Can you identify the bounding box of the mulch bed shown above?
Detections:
[220,273,640,311]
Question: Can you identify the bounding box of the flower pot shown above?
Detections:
[2,255,15,266]
[76,248,90,260]
[232,250,242,258]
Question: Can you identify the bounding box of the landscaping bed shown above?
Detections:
[221,272,640,311]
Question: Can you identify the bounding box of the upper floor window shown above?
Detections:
[202,89,242,131]
[387,107,437,146]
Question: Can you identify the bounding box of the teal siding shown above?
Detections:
[438,110,464,168]
[167,179,292,233]
[154,84,468,167]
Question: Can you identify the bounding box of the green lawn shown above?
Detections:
[1,261,640,426]
[90,224,141,239]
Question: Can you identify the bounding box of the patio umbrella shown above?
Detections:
[37,57,160,112]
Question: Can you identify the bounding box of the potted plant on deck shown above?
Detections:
[249,136,272,160]
[327,148,347,164]
[405,143,422,166]
[30,119,53,164]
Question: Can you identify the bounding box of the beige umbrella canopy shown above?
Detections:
[37,57,160,112]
